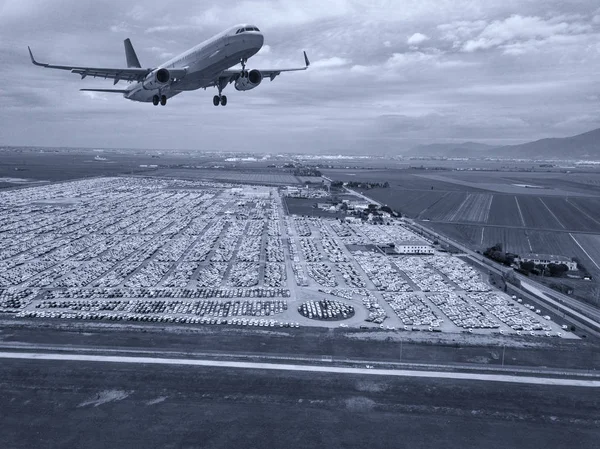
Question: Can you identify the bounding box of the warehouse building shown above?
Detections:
[395,240,434,255]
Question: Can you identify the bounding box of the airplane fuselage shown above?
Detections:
[29,24,308,106]
[126,26,263,102]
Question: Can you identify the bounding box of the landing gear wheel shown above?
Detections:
[152,95,159,106]
[220,95,227,106]
[160,95,167,106]
[213,95,220,106]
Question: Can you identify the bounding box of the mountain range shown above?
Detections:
[408,127,600,160]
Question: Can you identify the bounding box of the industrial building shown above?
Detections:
[395,240,434,255]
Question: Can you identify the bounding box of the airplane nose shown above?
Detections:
[253,33,264,50]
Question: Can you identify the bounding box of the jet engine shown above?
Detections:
[234,69,262,91]
[142,68,171,90]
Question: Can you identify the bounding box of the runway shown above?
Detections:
[1,351,598,387]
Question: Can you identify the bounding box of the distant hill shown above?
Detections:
[491,128,600,160]
[407,128,600,160]
[407,142,496,158]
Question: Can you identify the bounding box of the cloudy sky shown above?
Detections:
[1,0,600,153]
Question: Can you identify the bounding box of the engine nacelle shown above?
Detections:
[234,69,262,91]
[142,68,171,90]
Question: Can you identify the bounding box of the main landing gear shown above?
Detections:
[213,95,227,106]
[152,94,167,106]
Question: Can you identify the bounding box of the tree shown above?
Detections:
[520,261,535,272]
[547,263,569,277]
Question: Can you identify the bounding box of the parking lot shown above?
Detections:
[0,177,573,338]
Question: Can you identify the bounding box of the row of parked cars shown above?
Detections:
[393,257,453,293]
[336,263,366,288]
[307,263,338,287]
[36,298,288,317]
[299,237,321,262]
[264,263,286,287]
[427,256,491,292]
[42,287,291,300]
[320,229,348,263]
[0,288,39,311]
[318,288,356,300]
[383,292,442,327]
[428,293,499,329]
[468,292,552,333]
[293,217,312,237]
[298,299,354,321]
[353,251,412,292]
[17,309,302,328]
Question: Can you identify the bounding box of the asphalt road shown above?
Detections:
[1,357,598,449]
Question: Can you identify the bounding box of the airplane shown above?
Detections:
[28,24,309,107]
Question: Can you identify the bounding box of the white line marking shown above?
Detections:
[570,233,600,271]
[514,197,526,227]
[0,352,598,387]
[539,198,565,229]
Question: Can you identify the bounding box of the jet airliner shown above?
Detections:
[28,24,309,106]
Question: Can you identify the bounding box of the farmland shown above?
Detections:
[324,166,600,305]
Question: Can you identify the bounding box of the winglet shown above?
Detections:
[304,51,310,67]
[28,46,48,67]
[28,46,44,66]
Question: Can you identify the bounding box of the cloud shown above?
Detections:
[311,56,350,68]
[459,14,593,53]
[407,32,429,45]
[1,0,600,152]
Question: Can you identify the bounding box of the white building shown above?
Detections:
[395,240,434,255]
[520,254,577,271]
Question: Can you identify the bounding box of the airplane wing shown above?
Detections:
[218,51,310,85]
[28,47,186,85]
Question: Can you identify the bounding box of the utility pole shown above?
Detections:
[501,344,506,367]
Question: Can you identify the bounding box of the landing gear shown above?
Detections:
[213,76,230,106]
[152,94,167,106]
[213,94,228,106]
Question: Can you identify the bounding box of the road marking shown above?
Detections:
[514,197,526,227]
[570,233,600,271]
[539,198,565,229]
[0,351,598,387]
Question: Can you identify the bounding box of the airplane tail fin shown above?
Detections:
[124,38,141,68]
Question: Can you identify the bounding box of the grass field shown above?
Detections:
[487,195,523,227]
[517,196,561,229]
[542,197,600,232]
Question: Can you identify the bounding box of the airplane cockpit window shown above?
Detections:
[235,26,260,34]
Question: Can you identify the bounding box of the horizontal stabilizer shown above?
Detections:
[80,88,129,94]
